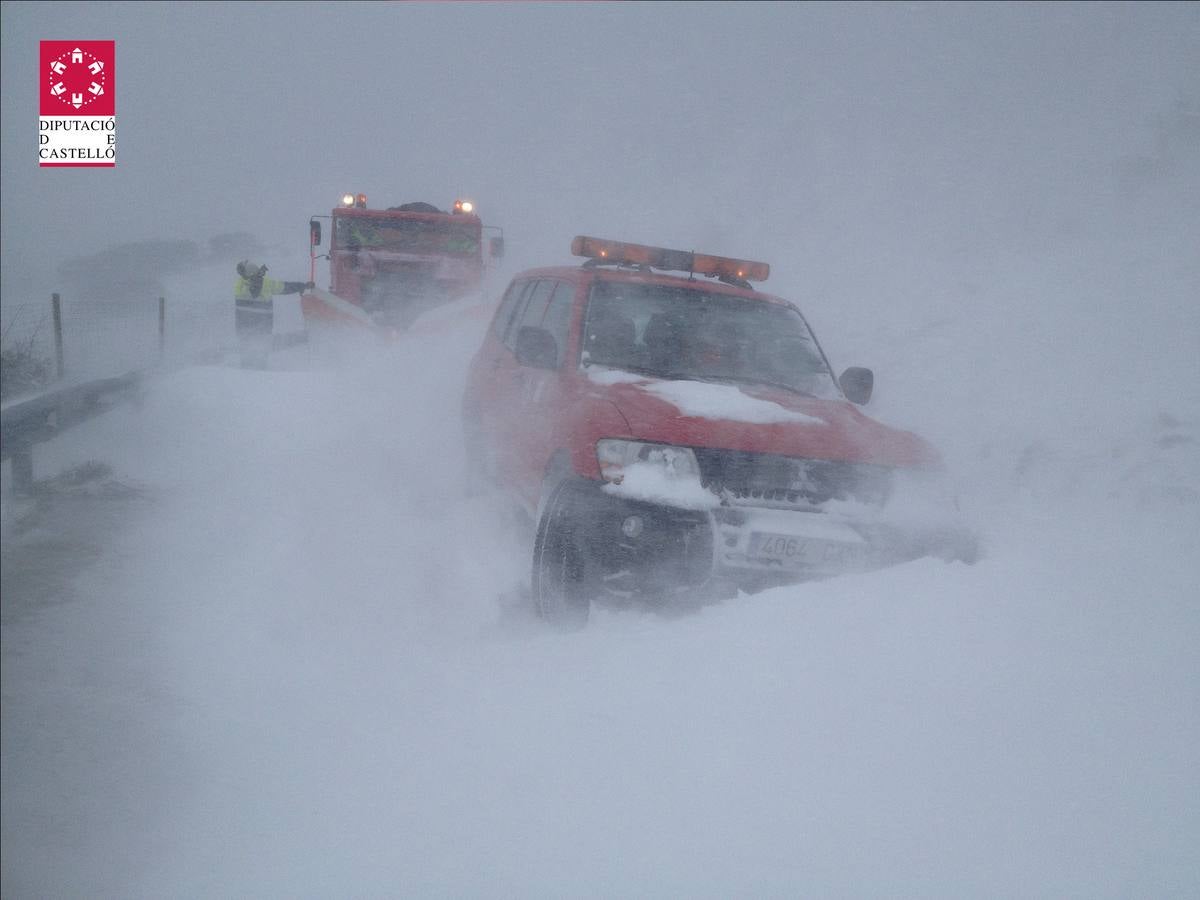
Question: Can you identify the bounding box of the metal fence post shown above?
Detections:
[51,293,65,380]
[159,296,166,360]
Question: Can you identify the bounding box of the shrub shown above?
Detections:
[1,339,52,400]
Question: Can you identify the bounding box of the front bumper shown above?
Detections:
[571,479,977,598]
[709,504,976,582]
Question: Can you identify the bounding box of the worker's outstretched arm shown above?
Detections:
[281,281,315,294]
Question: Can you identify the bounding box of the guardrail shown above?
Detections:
[1,371,142,495]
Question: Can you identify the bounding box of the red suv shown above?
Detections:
[463,236,977,626]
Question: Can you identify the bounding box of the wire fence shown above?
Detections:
[2,293,234,395]
[0,302,54,365]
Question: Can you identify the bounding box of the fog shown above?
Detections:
[5,2,1196,293]
[3,2,1199,897]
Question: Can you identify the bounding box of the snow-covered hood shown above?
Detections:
[593,373,941,469]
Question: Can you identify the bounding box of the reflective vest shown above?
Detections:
[234,276,289,303]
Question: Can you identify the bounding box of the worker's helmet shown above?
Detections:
[237,260,266,278]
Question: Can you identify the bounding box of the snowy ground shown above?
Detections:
[3,234,1199,897]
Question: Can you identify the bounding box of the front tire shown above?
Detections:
[531,481,592,630]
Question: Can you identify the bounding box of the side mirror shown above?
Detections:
[839,366,874,404]
[309,219,322,247]
[489,236,505,259]
[515,326,558,369]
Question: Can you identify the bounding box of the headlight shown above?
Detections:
[596,439,700,484]
[596,439,715,510]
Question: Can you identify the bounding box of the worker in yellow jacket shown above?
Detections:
[234,260,313,368]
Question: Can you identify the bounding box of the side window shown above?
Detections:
[501,282,549,352]
[505,279,554,350]
[493,280,531,344]
[542,280,577,366]
[519,280,556,329]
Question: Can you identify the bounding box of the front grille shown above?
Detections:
[693,448,893,508]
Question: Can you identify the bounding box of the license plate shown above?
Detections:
[749,532,868,569]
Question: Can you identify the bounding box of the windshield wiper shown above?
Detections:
[582,361,687,380]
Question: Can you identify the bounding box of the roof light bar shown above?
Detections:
[570,235,769,282]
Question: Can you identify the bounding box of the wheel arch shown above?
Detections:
[536,449,576,523]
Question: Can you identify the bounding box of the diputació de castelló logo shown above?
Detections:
[39,40,116,167]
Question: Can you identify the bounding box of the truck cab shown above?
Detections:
[304,193,503,331]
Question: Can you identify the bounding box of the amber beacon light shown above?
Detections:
[570,236,769,282]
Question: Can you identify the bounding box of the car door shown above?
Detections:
[491,278,556,492]
[508,278,579,510]
[467,278,533,482]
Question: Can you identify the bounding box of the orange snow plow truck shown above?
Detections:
[302,192,504,333]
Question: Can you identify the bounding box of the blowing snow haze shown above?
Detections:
[3,2,1200,897]
[1,2,1196,295]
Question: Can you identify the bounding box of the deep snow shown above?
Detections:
[5,1,1199,894]
[3,214,1198,897]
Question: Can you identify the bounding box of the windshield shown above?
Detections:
[581,279,841,399]
[333,214,480,256]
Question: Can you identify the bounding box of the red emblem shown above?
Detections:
[40,41,115,116]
